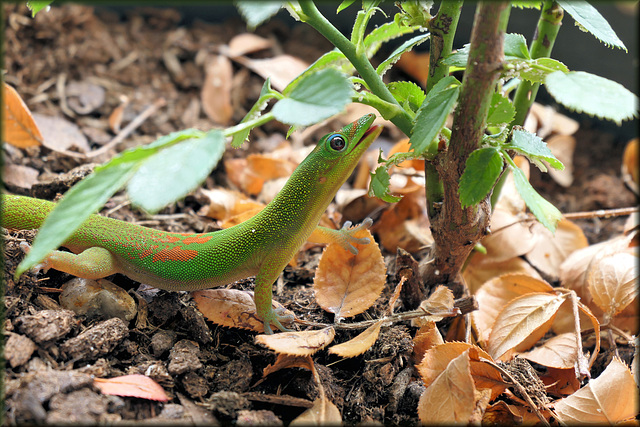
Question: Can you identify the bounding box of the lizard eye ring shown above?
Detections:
[328,134,346,151]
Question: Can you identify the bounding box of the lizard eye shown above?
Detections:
[328,134,346,151]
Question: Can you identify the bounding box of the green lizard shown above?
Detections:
[2,114,382,334]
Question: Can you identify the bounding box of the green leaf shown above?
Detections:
[232,79,276,148]
[26,0,53,17]
[487,92,515,127]
[369,166,402,203]
[459,147,503,207]
[127,130,225,213]
[337,0,357,13]
[283,50,350,96]
[442,44,470,67]
[388,81,426,114]
[545,71,638,125]
[510,165,562,232]
[272,69,353,126]
[410,78,460,156]
[376,32,430,77]
[557,1,627,51]
[504,33,530,60]
[507,129,564,172]
[363,21,419,58]
[15,161,139,278]
[235,1,283,30]
[513,57,568,84]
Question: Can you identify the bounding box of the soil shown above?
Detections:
[2,4,637,425]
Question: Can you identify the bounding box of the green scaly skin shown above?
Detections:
[1,114,382,334]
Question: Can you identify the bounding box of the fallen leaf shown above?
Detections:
[395,50,430,85]
[588,251,638,319]
[66,80,105,115]
[481,208,537,263]
[555,358,638,424]
[540,366,581,396]
[525,218,588,279]
[247,153,297,181]
[227,33,273,57]
[388,138,424,170]
[3,164,39,189]
[314,229,385,319]
[418,350,476,424]
[224,158,265,195]
[463,253,542,296]
[263,354,314,377]
[622,138,639,194]
[482,401,523,425]
[472,273,554,344]
[328,320,383,358]
[255,327,335,356]
[108,96,129,133]
[94,374,169,402]
[32,113,90,152]
[191,289,294,333]
[201,55,233,125]
[487,292,568,360]
[546,134,575,187]
[290,396,342,425]
[373,188,431,253]
[234,54,309,92]
[412,321,444,364]
[413,285,455,325]
[200,187,264,221]
[519,332,579,369]
[220,207,263,229]
[3,82,43,147]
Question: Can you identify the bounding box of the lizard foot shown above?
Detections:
[19,241,51,274]
[261,306,295,335]
[336,217,373,255]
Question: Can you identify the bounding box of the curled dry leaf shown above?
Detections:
[93,374,169,402]
[418,350,476,424]
[546,134,576,187]
[525,218,588,280]
[519,332,579,369]
[463,253,542,296]
[234,54,309,92]
[540,366,581,396]
[413,285,455,326]
[226,33,273,57]
[328,320,383,358]
[3,83,43,147]
[417,342,505,401]
[32,113,90,153]
[263,354,314,377]
[588,251,638,319]
[487,292,569,360]
[313,228,385,319]
[255,327,335,356]
[201,55,233,125]
[555,358,638,424]
[290,396,342,425]
[199,187,264,221]
[412,321,444,364]
[66,80,105,115]
[482,208,537,263]
[247,153,297,181]
[3,164,39,190]
[191,289,294,333]
[621,138,639,194]
[388,138,425,171]
[374,188,432,253]
[472,273,554,344]
[224,158,265,195]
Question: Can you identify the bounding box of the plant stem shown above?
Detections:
[298,1,414,136]
[424,0,463,218]
[422,2,510,297]
[512,0,564,127]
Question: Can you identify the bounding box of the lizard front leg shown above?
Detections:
[253,260,295,334]
[21,243,119,279]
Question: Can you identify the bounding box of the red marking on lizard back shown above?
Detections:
[152,246,199,262]
[139,245,160,260]
[182,235,213,245]
[151,234,182,244]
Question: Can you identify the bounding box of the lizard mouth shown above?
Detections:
[355,125,380,147]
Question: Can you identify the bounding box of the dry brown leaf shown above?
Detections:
[525,218,588,279]
[191,289,294,333]
[413,285,455,325]
[588,251,638,319]
[313,229,385,319]
[395,50,430,85]
[263,354,314,377]
[2,83,43,148]
[546,134,576,187]
[418,350,476,424]
[622,138,639,194]
[221,207,263,229]
[388,138,424,171]
[227,33,273,57]
[108,97,129,133]
[328,321,383,358]
[472,274,554,343]
[412,321,444,364]
[224,158,265,195]
[519,332,579,369]
[290,396,342,425]
[201,55,233,125]
[463,253,542,296]
[487,292,568,360]
[255,327,335,356]
[3,164,39,190]
[234,54,309,92]
[199,187,264,221]
[373,188,431,253]
[247,153,297,181]
[555,358,638,424]
[66,80,105,115]
[417,342,505,400]
[540,366,581,396]
[482,401,523,425]
[93,374,168,402]
[32,113,90,152]
[528,102,579,139]
[482,208,537,263]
